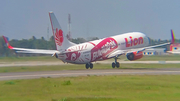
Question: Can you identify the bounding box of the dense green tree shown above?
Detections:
[71,38,86,44]
[87,37,99,41]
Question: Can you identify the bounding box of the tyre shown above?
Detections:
[85,63,89,69]
[112,62,116,68]
[116,62,120,68]
[90,63,93,69]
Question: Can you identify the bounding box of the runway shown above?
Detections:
[1,68,180,80]
[0,61,180,67]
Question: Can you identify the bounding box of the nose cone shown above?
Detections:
[139,32,150,46]
[139,32,149,46]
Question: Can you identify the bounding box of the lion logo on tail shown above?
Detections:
[55,28,64,46]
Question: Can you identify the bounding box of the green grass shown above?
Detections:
[0,63,180,73]
[1,56,180,101]
[1,75,180,101]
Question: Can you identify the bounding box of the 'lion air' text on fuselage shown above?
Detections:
[125,36,143,47]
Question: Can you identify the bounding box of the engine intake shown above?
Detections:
[126,51,143,61]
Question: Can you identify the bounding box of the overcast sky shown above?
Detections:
[0,0,180,40]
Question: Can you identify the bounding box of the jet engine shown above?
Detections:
[126,51,143,61]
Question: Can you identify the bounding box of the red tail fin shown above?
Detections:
[2,36,13,49]
[171,29,175,44]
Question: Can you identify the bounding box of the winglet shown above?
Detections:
[2,36,14,49]
[171,29,175,44]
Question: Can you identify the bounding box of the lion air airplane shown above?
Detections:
[3,12,174,69]
[166,30,180,54]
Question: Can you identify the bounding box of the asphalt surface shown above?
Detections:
[1,68,180,80]
[1,61,180,80]
[1,61,180,67]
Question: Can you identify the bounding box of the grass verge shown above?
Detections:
[0,75,180,101]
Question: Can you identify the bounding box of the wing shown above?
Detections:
[3,36,58,55]
[107,42,170,58]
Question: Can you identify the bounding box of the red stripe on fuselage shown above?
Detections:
[89,42,96,46]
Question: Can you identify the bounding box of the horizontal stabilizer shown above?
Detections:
[2,36,14,49]
[2,36,58,55]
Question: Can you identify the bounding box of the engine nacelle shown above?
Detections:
[126,51,143,61]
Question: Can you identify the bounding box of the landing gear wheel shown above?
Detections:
[90,63,93,69]
[85,63,89,69]
[112,57,120,68]
[116,62,120,68]
[112,62,116,68]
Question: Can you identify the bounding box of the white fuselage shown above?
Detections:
[57,32,149,64]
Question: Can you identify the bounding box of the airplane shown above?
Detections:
[166,30,180,54]
[3,11,174,69]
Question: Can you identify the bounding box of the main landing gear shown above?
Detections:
[85,63,93,69]
[112,57,120,68]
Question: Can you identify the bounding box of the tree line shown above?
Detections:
[0,35,178,57]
